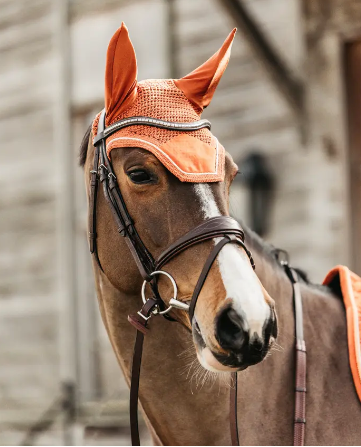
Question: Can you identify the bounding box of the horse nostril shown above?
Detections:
[215,305,248,352]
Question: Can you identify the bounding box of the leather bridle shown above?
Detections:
[88,110,307,446]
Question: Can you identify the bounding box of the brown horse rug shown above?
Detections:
[323,265,361,402]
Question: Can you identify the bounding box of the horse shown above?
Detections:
[80,23,361,445]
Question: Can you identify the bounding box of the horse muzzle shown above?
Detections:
[193,303,278,372]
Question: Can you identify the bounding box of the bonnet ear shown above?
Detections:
[105,22,138,123]
[174,29,236,111]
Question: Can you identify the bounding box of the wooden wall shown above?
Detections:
[0,1,60,444]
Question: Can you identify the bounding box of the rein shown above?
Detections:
[88,110,307,446]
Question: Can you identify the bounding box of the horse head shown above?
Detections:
[83,23,277,373]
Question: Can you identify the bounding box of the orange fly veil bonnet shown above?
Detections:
[92,23,236,182]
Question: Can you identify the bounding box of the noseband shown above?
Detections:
[88,110,306,446]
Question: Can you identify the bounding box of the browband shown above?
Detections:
[93,114,212,146]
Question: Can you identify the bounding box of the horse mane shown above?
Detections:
[79,124,92,167]
[243,225,313,286]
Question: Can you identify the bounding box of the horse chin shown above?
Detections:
[192,316,274,373]
[192,318,247,373]
[196,347,246,373]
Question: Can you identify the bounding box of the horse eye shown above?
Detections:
[128,169,152,184]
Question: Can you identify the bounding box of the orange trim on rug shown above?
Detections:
[323,265,361,402]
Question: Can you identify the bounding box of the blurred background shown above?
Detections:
[0,0,360,445]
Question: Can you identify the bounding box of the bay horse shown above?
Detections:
[80,24,361,445]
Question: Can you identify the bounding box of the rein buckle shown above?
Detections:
[128,297,160,334]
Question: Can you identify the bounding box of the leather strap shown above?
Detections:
[284,265,306,446]
[130,330,144,446]
[88,133,103,271]
[93,110,155,281]
[88,145,99,254]
[188,235,249,320]
[157,217,254,271]
[294,341,306,446]
[230,372,239,446]
[128,298,160,446]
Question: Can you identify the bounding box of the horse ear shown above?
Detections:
[174,29,236,111]
[105,22,138,123]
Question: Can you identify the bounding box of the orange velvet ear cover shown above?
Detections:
[174,28,236,111]
[105,22,138,124]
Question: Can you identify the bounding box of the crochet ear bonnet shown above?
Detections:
[93,23,236,182]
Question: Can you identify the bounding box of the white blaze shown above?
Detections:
[193,184,269,340]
